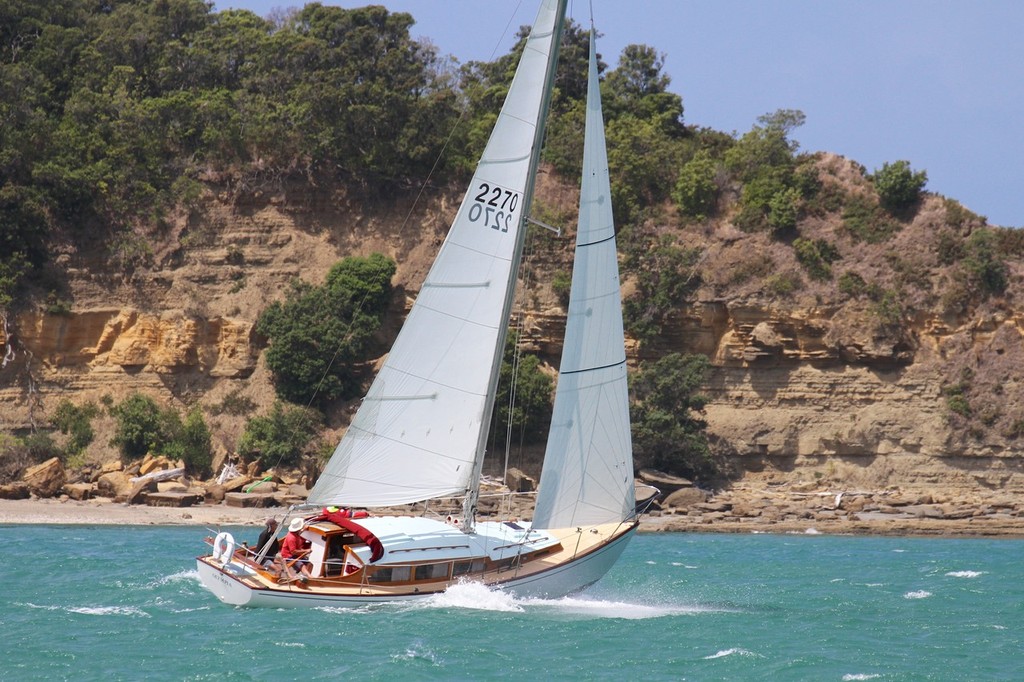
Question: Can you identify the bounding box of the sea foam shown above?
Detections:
[703,648,759,660]
[425,581,523,612]
[522,595,715,619]
[66,605,151,617]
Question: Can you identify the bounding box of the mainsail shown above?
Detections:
[532,27,635,529]
[308,0,568,509]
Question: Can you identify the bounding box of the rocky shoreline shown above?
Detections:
[641,483,1024,538]
[4,456,1022,537]
[2,488,1022,538]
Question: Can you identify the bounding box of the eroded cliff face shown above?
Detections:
[12,310,257,376]
[3,167,1023,498]
[664,303,1024,494]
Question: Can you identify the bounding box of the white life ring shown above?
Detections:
[212,531,236,565]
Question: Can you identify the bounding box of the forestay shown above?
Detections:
[308,0,567,508]
[532,27,635,529]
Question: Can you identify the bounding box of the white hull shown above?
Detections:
[196,522,636,609]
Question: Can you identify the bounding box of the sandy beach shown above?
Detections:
[0,497,269,528]
[2,495,1022,538]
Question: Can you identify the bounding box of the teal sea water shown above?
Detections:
[3,525,1021,681]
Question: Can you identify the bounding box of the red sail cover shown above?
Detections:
[334,518,384,563]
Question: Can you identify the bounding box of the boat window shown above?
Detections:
[368,565,411,583]
[414,563,450,581]
[452,559,485,577]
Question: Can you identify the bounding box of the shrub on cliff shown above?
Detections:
[257,254,396,409]
[873,160,927,212]
[673,149,718,220]
[110,394,166,462]
[163,406,213,478]
[630,352,716,482]
[238,401,323,469]
[963,228,1008,297]
[622,234,702,342]
[793,237,839,281]
[51,399,98,458]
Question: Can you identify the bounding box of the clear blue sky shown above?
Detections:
[220,0,1024,228]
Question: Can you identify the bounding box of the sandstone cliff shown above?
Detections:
[3,155,1023,500]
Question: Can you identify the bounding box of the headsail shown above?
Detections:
[532,27,635,529]
[308,0,568,509]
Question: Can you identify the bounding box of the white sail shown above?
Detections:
[308,0,567,508]
[532,28,635,529]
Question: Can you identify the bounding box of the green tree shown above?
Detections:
[873,160,927,212]
[164,405,213,477]
[257,254,396,408]
[673,149,718,220]
[51,399,98,457]
[238,401,323,468]
[726,110,806,234]
[630,353,714,481]
[110,393,165,461]
[725,109,804,182]
[623,235,702,341]
[767,186,801,234]
[602,44,683,133]
[606,114,678,224]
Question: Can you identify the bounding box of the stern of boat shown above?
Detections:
[196,556,259,606]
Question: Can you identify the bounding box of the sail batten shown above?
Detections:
[559,359,627,376]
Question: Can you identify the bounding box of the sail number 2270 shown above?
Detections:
[469,182,520,233]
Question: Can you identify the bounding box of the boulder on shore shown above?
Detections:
[23,457,66,498]
[638,469,695,495]
[97,471,134,501]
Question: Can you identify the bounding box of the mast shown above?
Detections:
[463,0,569,528]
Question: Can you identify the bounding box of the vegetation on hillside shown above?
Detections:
[4,0,1023,481]
[237,401,325,469]
[110,392,212,475]
[630,353,715,482]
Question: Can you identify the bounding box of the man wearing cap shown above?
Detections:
[280,518,312,582]
[255,518,280,560]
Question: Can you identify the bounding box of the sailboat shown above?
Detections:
[197,0,648,608]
